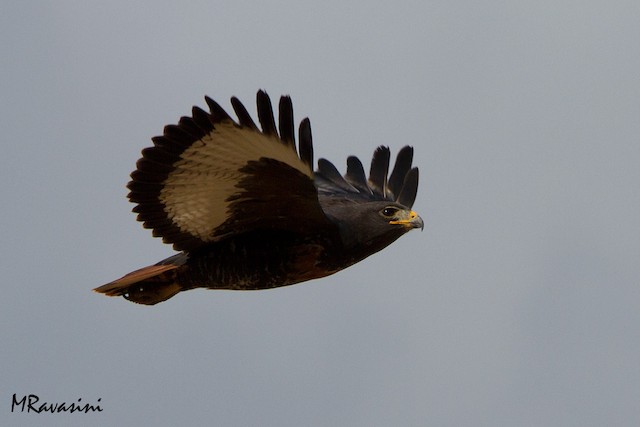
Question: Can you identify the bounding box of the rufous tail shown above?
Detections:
[94,263,183,305]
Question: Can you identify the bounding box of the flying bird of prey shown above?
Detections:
[94,90,423,304]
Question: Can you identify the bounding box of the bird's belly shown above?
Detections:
[179,239,336,291]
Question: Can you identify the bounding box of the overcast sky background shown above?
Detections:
[2,1,639,426]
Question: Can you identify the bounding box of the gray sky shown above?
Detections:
[2,1,639,426]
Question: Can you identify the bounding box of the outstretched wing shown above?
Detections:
[128,90,332,252]
[314,145,419,208]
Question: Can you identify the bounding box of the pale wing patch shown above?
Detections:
[159,121,312,242]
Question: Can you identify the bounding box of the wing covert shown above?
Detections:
[128,91,331,251]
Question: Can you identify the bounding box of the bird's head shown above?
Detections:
[380,204,424,231]
[315,145,423,257]
[319,198,423,259]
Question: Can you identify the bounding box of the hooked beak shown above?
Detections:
[390,210,424,231]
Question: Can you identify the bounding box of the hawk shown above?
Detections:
[95,91,423,305]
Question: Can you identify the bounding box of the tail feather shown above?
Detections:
[94,262,184,305]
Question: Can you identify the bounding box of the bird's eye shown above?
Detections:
[381,207,399,218]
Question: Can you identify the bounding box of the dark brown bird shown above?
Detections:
[94,90,423,305]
